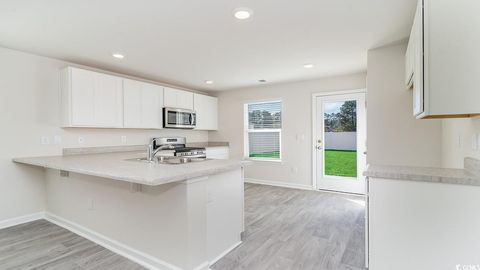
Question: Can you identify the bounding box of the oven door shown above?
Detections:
[163,108,196,129]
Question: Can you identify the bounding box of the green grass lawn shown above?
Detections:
[249,151,280,159]
[324,149,357,177]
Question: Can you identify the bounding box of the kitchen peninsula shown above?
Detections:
[13,147,245,270]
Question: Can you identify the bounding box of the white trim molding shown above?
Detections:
[311,89,367,194]
[0,212,45,230]
[0,212,237,270]
[245,178,313,191]
[209,241,242,266]
[44,212,182,270]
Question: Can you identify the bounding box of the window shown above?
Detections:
[244,101,282,161]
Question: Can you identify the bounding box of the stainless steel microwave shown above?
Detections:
[163,107,196,129]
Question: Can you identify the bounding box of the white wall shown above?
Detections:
[442,118,480,168]
[366,43,442,167]
[0,46,208,222]
[209,73,366,188]
[325,132,357,151]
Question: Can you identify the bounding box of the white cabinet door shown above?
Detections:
[405,31,415,88]
[123,79,163,129]
[176,89,194,110]
[369,178,480,270]
[206,147,229,159]
[67,67,123,127]
[163,87,194,110]
[194,94,218,130]
[70,68,95,125]
[412,0,424,117]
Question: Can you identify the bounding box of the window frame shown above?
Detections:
[243,100,283,162]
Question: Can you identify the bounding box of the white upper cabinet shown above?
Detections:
[62,67,123,127]
[163,87,194,110]
[406,0,480,118]
[194,93,218,130]
[123,79,164,129]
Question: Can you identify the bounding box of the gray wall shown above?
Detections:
[366,42,442,167]
[0,46,208,222]
[209,73,366,188]
[442,118,480,168]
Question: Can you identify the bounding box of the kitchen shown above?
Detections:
[1,0,480,270]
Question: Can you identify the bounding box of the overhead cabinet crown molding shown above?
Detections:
[405,0,480,119]
[60,67,218,130]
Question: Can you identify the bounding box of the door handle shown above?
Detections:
[316,146,323,150]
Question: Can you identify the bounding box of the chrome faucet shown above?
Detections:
[146,138,174,162]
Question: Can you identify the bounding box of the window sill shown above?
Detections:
[245,158,282,163]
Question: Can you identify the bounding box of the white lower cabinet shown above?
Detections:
[62,67,123,127]
[368,178,480,270]
[206,147,229,160]
[123,79,163,129]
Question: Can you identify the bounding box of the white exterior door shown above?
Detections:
[314,91,366,194]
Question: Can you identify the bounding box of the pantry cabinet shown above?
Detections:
[405,0,480,118]
[164,87,194,110]
[123,79,164,129]
[194,93,218,130]
[61,67,123,128]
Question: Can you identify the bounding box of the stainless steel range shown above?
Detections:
[146,137,206,163]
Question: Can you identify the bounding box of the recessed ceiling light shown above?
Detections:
[112,53,125,59]
[258,79,267,83]
[234,8,252,20]
[204,80,213,85]
[303,63,314,69]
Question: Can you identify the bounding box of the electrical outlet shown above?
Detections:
[477,134,480,151]
[78,136,85,144]
[291,166,298,174]
[121,136,127,144]
[472,135,478,151]
[41,136,50,145]
[54,135,62,145]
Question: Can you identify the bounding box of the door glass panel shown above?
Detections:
[323,100,357,178]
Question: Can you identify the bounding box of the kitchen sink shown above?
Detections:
[127,156,210,165]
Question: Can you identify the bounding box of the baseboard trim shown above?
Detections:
[44,212,182,270]
[0,212,234,270]
[245,178,314,191]
[192,261,210,270]
[209,241,242,266]
[0,212,45,230]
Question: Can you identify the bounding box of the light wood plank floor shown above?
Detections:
[212,183,366,270]
[0,219,145,270]
[0,183,366,270]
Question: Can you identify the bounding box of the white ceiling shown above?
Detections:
[0,0,416,91]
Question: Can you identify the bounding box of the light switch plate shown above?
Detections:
[41,136,50,145]
[54,135,62,145]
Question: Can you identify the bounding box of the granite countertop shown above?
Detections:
[364,158,480,187]
[13,151,243,186]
